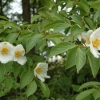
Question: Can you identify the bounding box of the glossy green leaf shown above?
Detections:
[20,70,34,89]
[26,81,37,97]
[49,42,76,57]
[76,48,86,73]
[87,51,99,78]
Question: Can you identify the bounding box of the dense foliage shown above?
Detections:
[0,0,100,100]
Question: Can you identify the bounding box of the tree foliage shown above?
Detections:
[0,0,100,100]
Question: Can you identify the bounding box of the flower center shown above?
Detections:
[15,51,21,57]
[92,38,100,47]
[1,47,9,54]
[36,67,42,74]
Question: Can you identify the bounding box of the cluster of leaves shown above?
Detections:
[0,0,100,100]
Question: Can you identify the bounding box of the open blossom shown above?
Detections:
[90,27,100,58]
[13,44,27,65]
[0,42,14,63]
[34,63,50,82]
[77,30,93,47]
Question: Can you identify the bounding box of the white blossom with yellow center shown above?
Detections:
[77,30,93,47]
[0,42,14,63]
[14,44,27,65]
[90,27,100,58]
[34,63,50,82]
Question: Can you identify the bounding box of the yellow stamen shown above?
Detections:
[1,48,9,54]
[36,67,42,74]
[92,38,100,47]
[15,51,21,57]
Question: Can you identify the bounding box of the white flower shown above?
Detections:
[0,42,14,63]
[13,44,27,65]
[34,63,50,82]
[77,30,93,47]
[90,27,100,58]
[57,55,63,63]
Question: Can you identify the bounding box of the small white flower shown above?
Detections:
[77,30,93,47]
[57,55,63,63]
[90,27,100,58]
[14,44,27,65]
[52,56,57,62]
[34,63,50,82]
[0,42,14,63]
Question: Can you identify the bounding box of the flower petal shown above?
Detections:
[15,56,27,65]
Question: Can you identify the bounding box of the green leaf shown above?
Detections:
[13,63,20,78]
[76,48,86,73]
[20,70,34,89]
[31,15,41,23]
[72,85,80,92]
[26,34,42,53]
[6,33,19,43]
[18,31,32,42]
[46,33,67,38]
[53,22,70,32]
[77,1,89,13]
[94,11,99,21]
[89,1,100,8]
[72,15,82,26]
[0,91,5,97]
[0,28,4,34]
[40,81,50,98]
[67,1,74,8]
[0,63,5,79]
[76,89,96,100]
[84,17,95,29]
[94,7,100,21]
[4,76,13,92]
[66,47,78,69]
[71,24,84,36]
[78,81,100,91]
[93,90,100,100]
[87,51,99,78]
[49,42,76,57]
[26,81,37,97]
[43,20,70,31]
[0,16,8,20]
[4,62,13,73]
[29,95,37,100]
